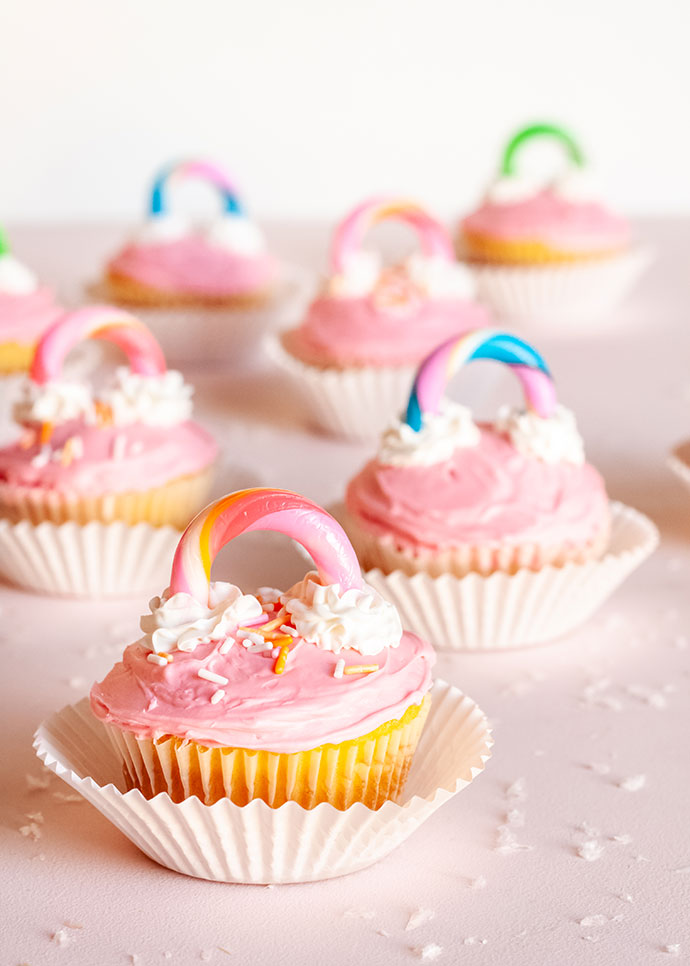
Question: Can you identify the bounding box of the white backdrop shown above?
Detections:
[1,0,688,222]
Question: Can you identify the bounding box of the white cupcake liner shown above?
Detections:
[357,502,658,651]
[668,447,690,491]
[0,518,180,598]
[33,680,491,883]
[87,264,314,368]
[266,336,417,442]
[467,246,652,334]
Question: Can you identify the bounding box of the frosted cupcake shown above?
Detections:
[273,196,490,441]
[342,329,657,649]
[458,123,649,329]
[91,487,435,810]
[0,305,217,596]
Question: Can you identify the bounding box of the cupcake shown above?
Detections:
[458,123,650,329]
[272,196,490,441]
[343,329,657,649]
[0,305,217,595]
[90,487,435,810]
[95,160,289,363]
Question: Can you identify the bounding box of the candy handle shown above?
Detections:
[500,123,585,177]
[0,226,10,257]
[30,306,167,385]
[170,488,364,604]
[149,159,243,218]
[330,196,455,275]
[405,329,557,431]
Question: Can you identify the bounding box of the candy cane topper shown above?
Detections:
[30,306,167,386]
[149,159,244,219]
[170,488,365,605]
[330,196,455,276]
[405,329,557,432]
[500,123,585,178]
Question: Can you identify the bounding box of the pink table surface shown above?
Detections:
[2,221,689,966]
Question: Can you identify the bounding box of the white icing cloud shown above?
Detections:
[101,368,193,427]
[378,401,480,467]
[495,404,585,465]
[0,253,38,295]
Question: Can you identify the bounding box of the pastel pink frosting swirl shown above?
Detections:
[90,629,434,752]
[107,236,278,298]
[462,190,630,252]
[0,289,63,346]
[345,425,609,552]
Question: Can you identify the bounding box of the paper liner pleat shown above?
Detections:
[668,449,690,492]
[265,336,418,442]
[0,518,181,597]
[359,502,657,650]
[466,246,652,333]
[34,683,491,883]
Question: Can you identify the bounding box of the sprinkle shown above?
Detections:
[210,689,225,704]
[19,428,37,449]
[111,434,127,461]
[333,659,345,679]
[198,668,229,685]
[60,435,84,466]
[260,609,289,633]
[578,840,604,862]
[414,943,443,961]
[147,653,168,666]
[619,894,634,903]
[280,624,295,635]
[273,640,293,675]
[618,774,646,792]
[343,664,380,675]
[94,399,114,427]
[271,646,280,658]
[240,613,269,628]
[219,639,234,654]
[246,641,273,653]
[39,421,54,445]
[31,446,51,468]
[406,908,436,931]
[240,631,266,647]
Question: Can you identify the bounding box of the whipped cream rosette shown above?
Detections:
[272,196,490,441]
[0,305,217,596]
[343,329,657,649]
[458,123,650,330]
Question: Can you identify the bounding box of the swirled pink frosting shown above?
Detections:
[107,237,278,298]
[345,426,609,551]
[90,630,434,753]
[0,418,217,495]
[0,289,63,345]
[462,190,630,252]
[286,296,491,367]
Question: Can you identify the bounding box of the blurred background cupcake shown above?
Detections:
[458,123,651,332]
[272,196,490,442]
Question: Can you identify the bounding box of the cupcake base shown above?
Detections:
[105,696,431,811]
[34,682,491,883]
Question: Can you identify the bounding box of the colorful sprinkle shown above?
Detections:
[333,659,345,679]
[343,664,380,675]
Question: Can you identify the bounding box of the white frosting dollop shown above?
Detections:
[0,253,38,295]
[404,253,475,299]
[551,168,601,203]
[206,215,266,255]
[327,249,381,298]
[137,213,191,245]
[495,404,585,465]
[378,400,480,467]
[140,582,264,654]
[283,573,402,656]
[13,379,93,425]
[485,173,543,205]
[101,367,193,427]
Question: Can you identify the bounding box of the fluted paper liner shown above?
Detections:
[33,682,491,883]
[466,246,651,333]
[668,447,690,492]
[356,503,658,651]
[266,336,417,442]
[0,519,180,597]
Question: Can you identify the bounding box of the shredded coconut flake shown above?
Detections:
[577,840,604,862]
[470,875,487,890]
[579,915,609,927]
[414,943,443,961]
[618,774,646,792]
[406,908,436,931]
[26,772,50,791]
[343,908,375,920]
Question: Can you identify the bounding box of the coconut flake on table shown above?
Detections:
[577,840,604,862]
[406,909,436,931]
[618,774,647,792]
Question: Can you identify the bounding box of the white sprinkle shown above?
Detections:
[26,773,50,791]
[271,646,280,658]
[279,624,294,635]
[578,840,604,862]
[241,631,265,647]
[210,689,225,705]
[611,833,633,845]
[343,908,375,920]
[51,927,73,947]
[406,908,436,931]
[147,653,168,666]
[19,822,42,841]
[333,659,345,679]
[495,825,532,855]
[414,943,443,961]
[618,774,646,792]
[579,915,608,927]
[377,929,391,937]
[246,641,272,653]
[197,668,229,685]
[219,638,234,654]
[663,945,681,956]
[506,777,527,801]
[69,436,84,459]
[111,434,128,461]
[31,446,51,468]
[470,875,487,890]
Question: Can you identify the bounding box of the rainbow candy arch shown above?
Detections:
[170,487,365,604]
[405,329,557,432]
[330,196,455,275]
[30,306,167,385]
[501,123,585,177]
[149,159,244,218]
[0,225,10,257]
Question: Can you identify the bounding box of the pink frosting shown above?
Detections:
[287,296,491,367]
[0,418,217,495]
[0,289,63,345]
[90,629,434,753]
[462,190,630,252]
[107,236,278,298]
[345,425,609,551]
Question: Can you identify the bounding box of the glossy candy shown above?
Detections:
[149,159,244,218]
[170,487,364,603]
[405,329,557,432]
[500,123,585,177]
